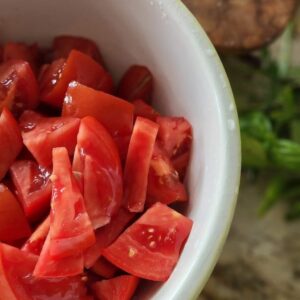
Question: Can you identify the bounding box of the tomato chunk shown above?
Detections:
[123,117,159,212]
[22,216,50,255]
[0,184,31,243]
[117,65,153,103]
[10,160,51,221]
[103,202,193,281]
[40,50,113,107]
[132,99,159,121]
[0,60,39,112]
[91,257,118,279]
[0,243,90,299]
[0,107,23,180]
[92,275,139,300]
[84,208,135,268]
[20,110,80,167]
[146,144,188,206]
[53,35,102,63]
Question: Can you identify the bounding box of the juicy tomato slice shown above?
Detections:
[146,144,188,206]
[3,42,40,73]
[0,243,90,299]
[53,35,103,63]
[62,82,134,138]
[103,202,193,281]
[123,117,159,212]
[91,257,118,279]
[10,160,52,221]
[156,116,192,178]
[84,208,135,268]
[132,99,159,121]
[73,116,123,229]
[22,216,50,255]
[20,110,80,167]
[117,65,153,103]
[92,275,139,300]
[0,107,23,180]
[0,60,39,112]
[40,50,113,107]
[0,184,31,243]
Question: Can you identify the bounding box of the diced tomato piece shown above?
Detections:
[0,107,22,180]
[103,203,193,281]
[91,257,118,279]
[156,117,192,178]
[0,45,3,63]
[92,275,139,300]
[84,208,135,268]
[146,144,188,206]
[123,117,159,212]
[22,216,50,255]
[117,65,153,103]
[0,60,39,112]
[132,99,159,121]
[0,243,90,299]
[53,35,102,63]
[63,82,134,138]
[171,151,191,180]
[0,184,31,243]
[10,160,51,221]
[3,42,40,73]
[20,110,80,167]
[40,50,113,107]
[73,117,123,229]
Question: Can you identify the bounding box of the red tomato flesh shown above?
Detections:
[123,117,159,212]
[103,202,193,281]
[10,160,51,221]
[91,257,118,279]
[132,99,159,121]
[0,107,23,180]
[0,184,31,243]
[92,275,139,300]
[20,110,80,167]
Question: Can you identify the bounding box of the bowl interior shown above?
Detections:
[0,0,240,299]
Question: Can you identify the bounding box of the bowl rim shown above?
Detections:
[158,1,241,299]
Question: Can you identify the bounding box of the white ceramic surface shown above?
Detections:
[0,0,241,299]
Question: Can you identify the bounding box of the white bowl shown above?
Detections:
[0,0,241,299]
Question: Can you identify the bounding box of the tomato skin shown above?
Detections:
[53,35,103,63]
[84,208,135,268]
[123,117,159,212]
[74,116,123,229]
[10,160,52,221]
[0,107,23,180]
[20,110,80,167]
[146,144,188,206]
[117,65,153,103]
[91,257,118,279]
[132,99,159,121]
[40,50,113,107]
[103,202,193,281]
[92,275,139,300]
[0,184,31,243]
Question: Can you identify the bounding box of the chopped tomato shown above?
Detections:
[53,35,103,63]
[0,107,23,180]
[20,110,80,167]
[0,243,90,299]
[123,117,159,212]
[92,275,139,300]
[117,65,153,103]
[22,216,50,255]
[0,60,39,112]
[40,50,113,107]
[146,144,188,206]
[132,99,159,121]
[10,160,51,221]
[62,82,134,138]
[84,208,135,268]
[91,257,118,279]
[103,202,193,281]
[0,184,31,243]
[73,116,123,229]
